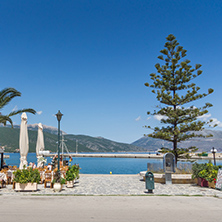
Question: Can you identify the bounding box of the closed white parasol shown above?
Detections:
[36,123,45,167]
[19,112,29,169]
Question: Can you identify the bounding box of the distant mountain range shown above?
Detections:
[65,134,145,152]
[132,129,222,152]
[4,124,67,135]
[0,124,221,153]
[0,125,143,153]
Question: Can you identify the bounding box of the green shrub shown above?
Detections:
[192,162,207,179]
[13,167,40,184]
[52,170,66,185]
[65,164,80,181]
[192,161,222,182]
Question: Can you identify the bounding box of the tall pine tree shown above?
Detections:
[145,34,214,165]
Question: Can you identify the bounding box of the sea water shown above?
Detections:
[3,153,222,174]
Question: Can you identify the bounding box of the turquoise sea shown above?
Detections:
[3,153,222,174]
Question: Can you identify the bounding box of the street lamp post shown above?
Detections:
[56,110,63,173]
[211,147,217,166]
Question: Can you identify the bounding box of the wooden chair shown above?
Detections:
[0,179,6,188]
[37,169,44,184]
[12,181,16,189]
[44,171,53,188]
[0,171,7,188]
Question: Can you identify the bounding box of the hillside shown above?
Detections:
[132,129,222,152]
[65,134,145,152]
[0,126,143,153]
[0,127,91,153]
[2,124,66,135]
[2,125,220,153]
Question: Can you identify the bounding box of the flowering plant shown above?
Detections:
[65,165,80,181]
[198,163,219,182]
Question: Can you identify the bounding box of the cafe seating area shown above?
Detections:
[0,165,69,189]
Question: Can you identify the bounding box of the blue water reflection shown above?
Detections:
[4,153,222,174]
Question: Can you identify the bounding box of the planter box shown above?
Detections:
[15,183,38,192]
[208,181,216,189]
[200,178,208,187]
[197,177,202,186]
[194,178,198,185]
[66,180,74,188]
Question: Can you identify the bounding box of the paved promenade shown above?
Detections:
[0,196,221,222]
[1,175,221,222]
[0,174,222,197]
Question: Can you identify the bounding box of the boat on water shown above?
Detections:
[51,134,74,167]
[13,149,20,153]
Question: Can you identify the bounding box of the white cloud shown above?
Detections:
[197,113,222,127]
[37,111,42,115]
[211,118,222,127]
[197,113,211,121]
[12,105,18,112]
[151,111,222,128]
[135,116,141,121]
[147,117,151,120]
[154,114,168,121]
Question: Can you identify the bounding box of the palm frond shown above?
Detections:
[0,115,13,127]
[8,108,36,117]
[0,88,21,110]
[0,87,36,125]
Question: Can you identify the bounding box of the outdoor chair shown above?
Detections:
[6,170,13,185]
[44,171,53,188]
[0,171,7,188]
[0,179,6,188]
[37,169,45,184]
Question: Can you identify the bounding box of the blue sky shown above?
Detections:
[1,0,222,143]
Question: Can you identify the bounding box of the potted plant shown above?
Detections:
[198,162,220,188]
[65,165,80,188]
[65,167,75,188]
[208,178,217,189]
[192,162,207,186]
[13,167,40,192]
[198,169,209,187]
[52,170,66,192]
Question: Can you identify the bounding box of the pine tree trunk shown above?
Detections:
[173,86,178,168]
[173,140,178,167]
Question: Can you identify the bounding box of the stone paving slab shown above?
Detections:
[0,174,222,198]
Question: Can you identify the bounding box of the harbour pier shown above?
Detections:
[43,152,222,160]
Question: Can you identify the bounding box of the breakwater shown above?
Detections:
[43,153,222,160]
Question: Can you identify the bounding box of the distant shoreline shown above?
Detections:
[40,152,222,160]
[4,152,222,160]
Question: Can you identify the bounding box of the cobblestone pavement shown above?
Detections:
[1,174,222,198]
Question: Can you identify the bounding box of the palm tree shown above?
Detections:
[0,88,36,126]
